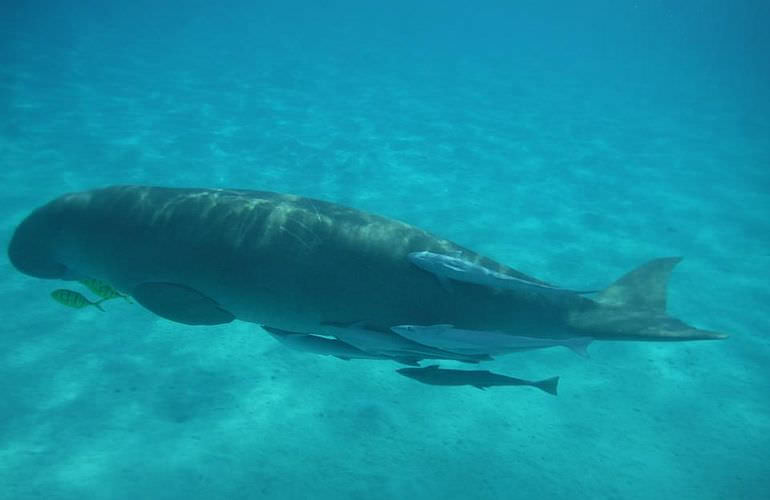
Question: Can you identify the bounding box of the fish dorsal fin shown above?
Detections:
[596,257,682,313]
[133,282,235,325]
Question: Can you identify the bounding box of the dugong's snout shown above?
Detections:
[8,205,69,279]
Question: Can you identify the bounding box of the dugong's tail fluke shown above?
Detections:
[569,257,728,341]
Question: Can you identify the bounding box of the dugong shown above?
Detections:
[8,186,727,352]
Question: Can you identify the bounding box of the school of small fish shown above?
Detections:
[50,280,132,312]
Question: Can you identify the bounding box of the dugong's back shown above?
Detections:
[9,185,571,335]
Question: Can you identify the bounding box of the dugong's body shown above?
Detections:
[8,186,726,347]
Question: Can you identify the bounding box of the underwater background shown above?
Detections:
[1,1,768,499]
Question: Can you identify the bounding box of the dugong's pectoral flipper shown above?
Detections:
[132,282,235,325]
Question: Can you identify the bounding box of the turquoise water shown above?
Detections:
[2,1,769,499]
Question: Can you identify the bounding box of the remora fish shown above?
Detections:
[391,324,592,358]
[320,321,491,363]
[51,289,105,312]
[396,365,559,395]
[262,326,419,365]
[8,186,727,355]
[408,250,594,294]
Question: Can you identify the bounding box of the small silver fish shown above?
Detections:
[397,365,559,395]
[262,325,419,365]
[320,321,491,363]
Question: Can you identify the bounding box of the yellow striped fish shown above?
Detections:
[78,279,132,303]
[51,289,105,312]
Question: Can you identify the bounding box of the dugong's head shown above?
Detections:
[8,192,91,279]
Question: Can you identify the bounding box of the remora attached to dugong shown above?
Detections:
[261,325,420,365]
[7,186,727,350]
[407,250,595,294]
[390,324,593,358]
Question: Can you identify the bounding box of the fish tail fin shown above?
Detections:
[569,257,728,341]
[566,337,592,358]
[535,376,559,396]
[93,299,106,312]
